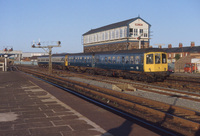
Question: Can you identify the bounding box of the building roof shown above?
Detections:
[163,46,200,53]
[83,17,151,36]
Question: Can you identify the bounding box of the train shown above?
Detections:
[37,48,169,82]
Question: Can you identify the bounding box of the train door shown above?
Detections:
[65,55,68,66]
[144,53,154,72]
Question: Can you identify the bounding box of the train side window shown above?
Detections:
[141,56,144,64]
[95,56,99,63]
[162,54,167,64]
[135,56,140,64]
[146,54,153,64]
[117,56,120,63]
[112,56,116,63]
[125,56,129,64]
[122,56,125,63]
[105,57,108,63]
[130,56,134,64]
[155,53,160,64]
[108,56,111,63]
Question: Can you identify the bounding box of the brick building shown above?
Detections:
[163,42,200,63]
[82,17,151,53]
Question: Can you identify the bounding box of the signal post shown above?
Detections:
[32,40,61,74]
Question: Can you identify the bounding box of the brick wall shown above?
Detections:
[84,41,149,53]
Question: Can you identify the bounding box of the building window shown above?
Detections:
[93,35,95,42]
[140,29,143,35]
[116,29,119,39]
[169,54,171,58]
[134,29,138,37]
[112,30,115,39]
[105,31,108,40]
[120,29,123,38]
[97,33,100,41]
[129,28,133,36]
[102,32,104,41]
[90,35,92,43]
[109,31,112,40]
[144,29,148,37]
[124,28,127,37]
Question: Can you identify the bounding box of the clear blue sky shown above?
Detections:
[0,0,200,53]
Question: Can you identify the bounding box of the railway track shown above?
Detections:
[16,66,200,136]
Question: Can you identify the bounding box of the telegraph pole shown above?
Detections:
[31,40,61,74]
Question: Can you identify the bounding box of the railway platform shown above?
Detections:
[0,71,105,136]
[0,71,163,136]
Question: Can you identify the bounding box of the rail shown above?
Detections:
[17,66,200,136]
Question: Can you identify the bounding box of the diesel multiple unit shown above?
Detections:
[38,48,168,82]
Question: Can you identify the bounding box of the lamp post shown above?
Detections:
[3,47,13,72]
[31,40,61,74]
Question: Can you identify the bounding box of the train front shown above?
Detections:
[144,51,169,80]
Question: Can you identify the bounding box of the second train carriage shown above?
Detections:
[38,54,67,69]
[38,48,169,82]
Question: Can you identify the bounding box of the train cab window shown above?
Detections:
[146,54,153,64]
[130,56,134,64]
[155,53,161,64]
[162,54,167,64]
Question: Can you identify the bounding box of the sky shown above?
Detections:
[0,0,200,53]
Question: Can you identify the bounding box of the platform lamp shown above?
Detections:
[31,40,61,74]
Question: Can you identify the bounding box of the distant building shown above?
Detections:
[163,42,200,63]
[162,42,200,73]
[82,17,151,53]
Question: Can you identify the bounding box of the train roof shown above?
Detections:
[38,53,68,58]
[67,48,165,56]
[93,48,165,55]
[38,48,165,57]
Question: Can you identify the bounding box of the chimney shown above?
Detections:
[168,44,172,48]
[191,42,195,47]
[158,45,162,48]
[149,46,152,48]
[179,43,183,48]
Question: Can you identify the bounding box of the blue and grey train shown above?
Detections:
[38,48,169,82]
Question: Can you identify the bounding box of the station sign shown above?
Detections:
[135,23,143,26]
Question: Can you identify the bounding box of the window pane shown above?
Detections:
[135,56,140,64]
[130,56,134,64]
[155,53,161,64]
[162,54,167,64]
[146,54,153,64]
[134,29,138,37]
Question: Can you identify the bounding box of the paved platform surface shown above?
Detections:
[0,71,106,136]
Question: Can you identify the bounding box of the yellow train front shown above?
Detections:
[143,50,169,81]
